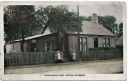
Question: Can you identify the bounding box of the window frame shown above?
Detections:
[103,37,111,47]
[30,40,36,52]
[80,36,87,51]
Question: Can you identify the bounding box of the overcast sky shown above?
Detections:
[4,1,124,23]
[36,2,124,24]
[67,2,123,23]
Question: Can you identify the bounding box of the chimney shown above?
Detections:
[91,13,98,24]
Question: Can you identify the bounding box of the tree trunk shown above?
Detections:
[56,32,60,51]
[21,33,25,52]
[65,34,69,52]
[21,29,25,52]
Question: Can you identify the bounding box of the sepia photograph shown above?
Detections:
[1,1,127,80]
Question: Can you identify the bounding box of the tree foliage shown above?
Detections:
[4,5,45,52]
[4,5,83,51]
[4,6,45,42]
[38,5,83,34]
[98,15,118,34]
[118,22,123,37]
[37,5,83,50]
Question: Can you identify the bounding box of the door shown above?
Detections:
[94,38,98,48]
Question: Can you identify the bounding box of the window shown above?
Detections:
[103,38,110,47]
[31,40,36,52]
[45,42,51,51]
[106,38,110,47]
[80,37,87,51]
[103,38,106,47]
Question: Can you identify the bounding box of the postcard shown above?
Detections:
[0,1,127,80]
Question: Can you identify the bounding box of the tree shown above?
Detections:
[98,15,118,34]
[86,16,92,21]
[4,5,44,52]
[4,5,83,52]
[118,22,123,37]
[38,5,83,51]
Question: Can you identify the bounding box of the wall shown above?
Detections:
[88,36,116,48]
[23,41,29,52]
[68,35,78,52]
[6,43,13,53]
[13,42,21,52]
[6,34,57,53]
[7,34,115,53]
[87,36,94,49]
[98,37,103,47]
[110,37,116,47]
[36,34,57,52]
[68,35,116,52]
[36,37,45,52]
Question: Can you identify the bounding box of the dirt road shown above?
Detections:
[5,59,123,74]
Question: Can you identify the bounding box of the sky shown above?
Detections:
[36,1,124,24]
[4,1,124,23]
[67,2,124,23]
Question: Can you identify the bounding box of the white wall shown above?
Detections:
[110,37,116,47]
[6,44,13,53]
[87,36,115,49]
[13,42,21,52]
[98,37,103,47]
[87,36,94,49]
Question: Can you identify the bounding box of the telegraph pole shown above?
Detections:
[77,5,81,61]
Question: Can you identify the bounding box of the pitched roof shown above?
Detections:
[12,21,115,42]
[41,21,115,36]
[79,21,115,36]
[14,29,51,42]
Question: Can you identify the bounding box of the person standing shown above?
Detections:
[56,51,61,63]
[72,52,76,62]
[61,51,64,62]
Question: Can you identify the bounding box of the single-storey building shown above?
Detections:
[6,14,116,53]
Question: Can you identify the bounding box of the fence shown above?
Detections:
[80,49,123,61]
[4,49,123,67]
[5,52,55,67]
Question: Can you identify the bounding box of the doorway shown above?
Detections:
[94,38,98,48]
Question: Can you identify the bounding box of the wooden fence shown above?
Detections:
[80,49,122,61]
[5,52,55,67]
[4,49,123,67]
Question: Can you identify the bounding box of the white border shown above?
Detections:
[0,1,127,80]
